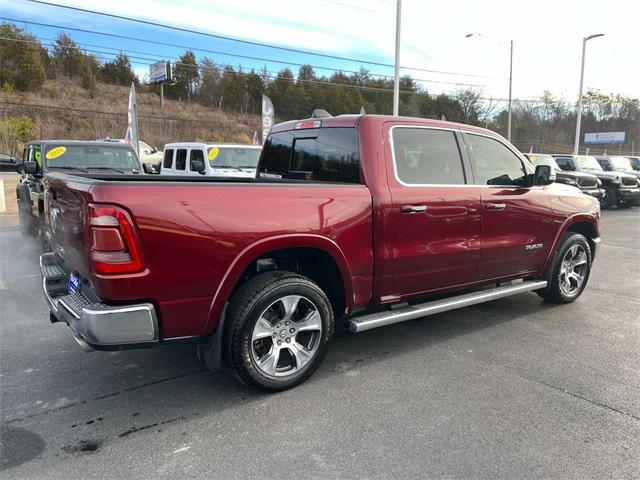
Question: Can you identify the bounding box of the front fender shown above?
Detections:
[202,234,355,336]
[541,213,600,273]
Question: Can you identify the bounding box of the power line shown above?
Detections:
[0,31,487,89]
[314,0,386,13]
[0,34,546,103]
[22,0,489,78]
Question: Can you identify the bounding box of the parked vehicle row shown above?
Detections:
[553,154,640,209]
[38,114,602,391]
[525,154,604,201]
[526,153,640,209]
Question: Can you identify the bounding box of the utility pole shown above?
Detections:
[393,0,402,116]
[466,34,513,141]
[160,83,164,110]
[507,40,513,141]
[574,34,604,155]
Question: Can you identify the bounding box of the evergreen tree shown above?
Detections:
[198,57,222,108]
[98,53,135,86]
[171,50,199,100]
[52,32,83,77]
[0,23,46,91]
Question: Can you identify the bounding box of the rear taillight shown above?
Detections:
[88,204,144,274]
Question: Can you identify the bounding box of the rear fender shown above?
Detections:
[202,234,354,336]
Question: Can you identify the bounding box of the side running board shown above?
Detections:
[347,280,547,333]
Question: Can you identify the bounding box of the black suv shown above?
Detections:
[525,154,603,201]
[16,140,142,248]
[553,154,640,209]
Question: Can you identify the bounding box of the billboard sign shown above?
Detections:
[584,132,625,145]
[149,61,172,84]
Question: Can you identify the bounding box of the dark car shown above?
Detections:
[525,153,603,201]
[0,153,21,171]
[552,154,640,209]
[17,140,143,249]
[595,156,640,206]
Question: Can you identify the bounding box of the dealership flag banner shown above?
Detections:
[125,83,140,157]
[262,95,274,144]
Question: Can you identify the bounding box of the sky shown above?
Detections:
[2,0,638,107]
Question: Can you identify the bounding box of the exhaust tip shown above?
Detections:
[74,335,95,352]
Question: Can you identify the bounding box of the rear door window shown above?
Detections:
[189,149,205,171]
[466,134,528,186]
[259,128,360,183]
[175,149,187,171]
[391,128,466,185]
[162,149,174,169]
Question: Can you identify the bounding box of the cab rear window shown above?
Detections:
[258,128,360,183]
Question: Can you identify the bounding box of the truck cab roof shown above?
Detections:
[270,114,504,140]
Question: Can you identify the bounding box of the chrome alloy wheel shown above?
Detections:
[559,244,588,296]
[250,295,323,377]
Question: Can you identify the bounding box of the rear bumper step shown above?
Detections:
[40,253,159,351]
[347,280,548,333]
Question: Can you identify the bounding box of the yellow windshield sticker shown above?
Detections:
[46,146,67,160]
[208,147,219,161]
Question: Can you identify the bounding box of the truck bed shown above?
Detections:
[44,172,374,339]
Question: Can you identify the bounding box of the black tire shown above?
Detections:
[601,185,616,209]
[537,232,592,304]
[617,200,633,209]
[225,271,334,391]
[18,200,35,237]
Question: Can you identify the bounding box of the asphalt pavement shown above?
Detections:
[1,208,639,479]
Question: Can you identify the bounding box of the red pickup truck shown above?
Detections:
[40,115,601,391]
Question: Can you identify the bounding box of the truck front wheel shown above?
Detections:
[226,271,334,391]
[537,233,592,304]
[18,201,35,237]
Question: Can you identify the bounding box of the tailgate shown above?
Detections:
[45,174,95,282]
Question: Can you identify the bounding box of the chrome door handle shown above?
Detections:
[485,202,506,210]
[400,205,427,214]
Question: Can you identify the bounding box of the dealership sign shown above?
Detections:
[584,132,626,145]
[149,61,173,84]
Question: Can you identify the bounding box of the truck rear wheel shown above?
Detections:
[226,271,334,391]
[537,233,592,304]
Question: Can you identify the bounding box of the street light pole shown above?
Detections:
[466,33,513,141]
[507,40,513,141]
[573,33,604,155]
[393,0,401,116]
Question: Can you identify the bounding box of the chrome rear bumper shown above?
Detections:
[40,253,159,351]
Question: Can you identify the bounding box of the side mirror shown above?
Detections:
[151,147,157,154]
[23,161,38,175]
[533,164,555,186]
[190,158,206,175]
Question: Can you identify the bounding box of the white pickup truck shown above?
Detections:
[160,142,261,178]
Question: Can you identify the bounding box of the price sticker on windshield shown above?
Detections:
[46,146,67,160]
[208,147,219,161]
